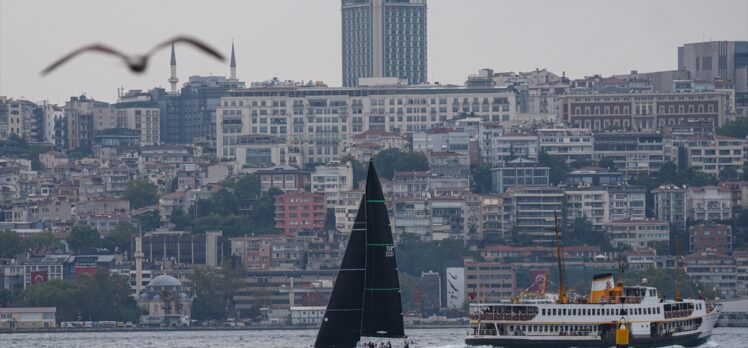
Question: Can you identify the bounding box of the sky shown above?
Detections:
[1,0,747,103]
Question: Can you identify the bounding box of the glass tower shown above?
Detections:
[341,0,427,87]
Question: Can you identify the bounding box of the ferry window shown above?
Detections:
[542,309,545,315]
[552,309,556,315]
[562,309,567,315]
[657,308,660,314]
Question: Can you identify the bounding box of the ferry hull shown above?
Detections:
[465,332,709,348]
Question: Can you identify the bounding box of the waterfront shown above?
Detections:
[1,327,746,348]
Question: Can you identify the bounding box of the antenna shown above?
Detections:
[554,211,568,304]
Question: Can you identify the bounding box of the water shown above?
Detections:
[0,327,745,348]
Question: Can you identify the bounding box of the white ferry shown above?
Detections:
[466,215,721,348]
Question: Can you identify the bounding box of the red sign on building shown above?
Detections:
[75,266,98,279]
[31,270,48,284]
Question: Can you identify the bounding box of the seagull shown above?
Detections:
[41,36,225,75]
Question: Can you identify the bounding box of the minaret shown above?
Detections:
[229,42,237,81]
[168,41,179,94]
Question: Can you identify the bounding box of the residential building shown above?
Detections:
[334,189,362,233]
[64,95,116,150]
[483,132,539,166]
[478,195,504,241]
[565,167,624,187]
[734,250,748,298]
[341,0,428,86]
[685,252,737,298]
[23,256,66,287]
[684,135,744,177]
[604,218,670,249]
[256,166,311,193]
[592,132,665,176]
[564,186,609,228]
[391,170,429,199]
[490,158,549,194]
[689,223,733,254]
[230,236,275,271]
[687,186,733,222]
[393,198,431,240]
[652,184,688,232]
[678,41,748,92]
[560,90,731,131]
[464,257,516,303]
[216,84,517,167]
[607,185,646,221]
[430,196,466,240]
[274,192,326,237]
[311,161,353,208]
[346,129,406,161]
[290,306,326,326]
[413,127,471,155]
[537,127,594,163]
[503,186,564,244]
[114,97,161,145]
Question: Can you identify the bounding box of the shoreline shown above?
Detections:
[0,324,468,335]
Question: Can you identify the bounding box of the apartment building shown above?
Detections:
[311,161,353,208]
[687,186,733,221]
[652,184,688,232]
[537,127,594,163]
[684,135,744,177]
[604,218,670,249]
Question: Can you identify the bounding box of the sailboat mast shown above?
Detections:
[554,211,568,304]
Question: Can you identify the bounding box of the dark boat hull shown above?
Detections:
[465,332,709,348]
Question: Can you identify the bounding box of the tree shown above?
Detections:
[563,217,609,249]
[123,177,159,209]
[372,148,429,179]
[597,157,617,171]
[0,229,22,258]
[211,188,240,216]
[67,225,101,253]
[23,230,62,251]
[137,210,162,232]
[102,222,136,254]
[471,164,492,194]
[538,150,569,185]
[233,174,261,202]
[170,208,192,230]
[16,269,138,322]
[717,118,748,139]
[190,263,243,321]
[720,167,739,180]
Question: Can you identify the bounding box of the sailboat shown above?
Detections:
[314,161,405,348]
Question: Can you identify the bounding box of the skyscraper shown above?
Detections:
[341,0,427,87]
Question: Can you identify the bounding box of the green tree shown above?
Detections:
[563,217,609,249]
[372,148,429,180]
[234,174,261,201]
[170,208,192,230]
[16,269,138,322]
[719,167,739,180]
[102,222,136,254]
[597,157,617,171]
[211,188,240,216]
[471,164,492,194]
[538,150,569,185]
[67,225,101,253]
[716,118,748,138]
[0,229,22,258]
[190,262,243,321]
[23,230,61,251]
[137,210,162,232]
[123,177,159,209]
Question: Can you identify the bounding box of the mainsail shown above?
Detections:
[314,162,404,348]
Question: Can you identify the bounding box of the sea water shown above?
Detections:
[1,327,745,348]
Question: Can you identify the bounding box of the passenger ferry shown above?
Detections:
[466,274,721,347]
[466,215,721,347]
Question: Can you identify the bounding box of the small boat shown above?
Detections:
[465,214,722,348]
[314,161,405,348]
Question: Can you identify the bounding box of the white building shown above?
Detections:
[604,218,670,249]
[687,186,733,221]
[652,184,688,232]
[311,161,353,208]
[685,135,745,177]
[115,102,161,145]
[483,132,539,166]
[216,84,517,166]
[289,306,326,326]
[564,187,610,228]
[537,127,594,163]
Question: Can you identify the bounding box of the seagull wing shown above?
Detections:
[41,43,128,75]
[149,36,225,61]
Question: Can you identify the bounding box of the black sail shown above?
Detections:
[314,196,367,348]
[360,163,405,338]
[314,161,404,348]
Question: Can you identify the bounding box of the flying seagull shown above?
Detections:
[41,36,225,75]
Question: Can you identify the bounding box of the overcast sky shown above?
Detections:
[1,0,747,103]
